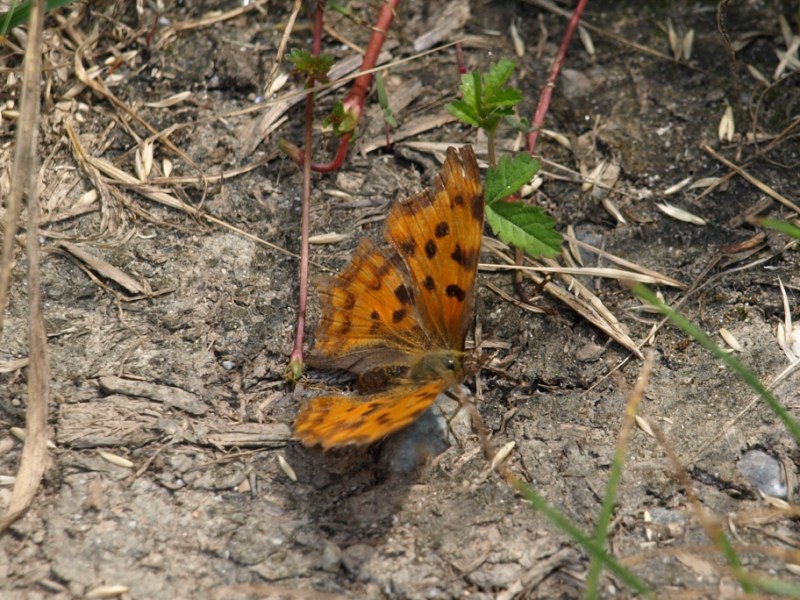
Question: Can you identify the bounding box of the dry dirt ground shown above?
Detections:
[2,1,800,598]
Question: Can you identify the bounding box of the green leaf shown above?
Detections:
[376,74,398,128]
[760,218,800,240]
[286,48,333,82]
[446,58,522,135]
[504,114,532,134]
[485,153,540,204]
[486,201,562,258]
[484,58,516,95]
[447,99,481,128]
[322,101,358,136]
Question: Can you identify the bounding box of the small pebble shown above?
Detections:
[738,449,786,498]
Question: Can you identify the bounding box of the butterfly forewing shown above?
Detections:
[384,146,484,350]
[314,238,429,360]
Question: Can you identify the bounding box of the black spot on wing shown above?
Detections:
[435,222,449,238]
[394,284,411,305]
[398,238,416,256]
[445,284,466,302]
[425,239,437,259]
[471,192,483,222]
[451,244,469,267]
[362,403,381,417]
[392,308,407,323]
[338,315,353,334]
[341,291,355,310]
[423,276,435,291]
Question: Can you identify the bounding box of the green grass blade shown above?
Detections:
[632,284,800,445]
[513,480,653,597]
[585,357,652,599]
[0,0,75,34]
[760,218,800,240]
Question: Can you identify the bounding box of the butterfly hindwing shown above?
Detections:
[294,379,449,449]
[384,146,484,350]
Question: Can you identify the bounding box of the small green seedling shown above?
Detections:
[448,59,562,259]
[286,48,333,86]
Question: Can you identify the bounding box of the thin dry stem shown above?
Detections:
[0,0,49,533]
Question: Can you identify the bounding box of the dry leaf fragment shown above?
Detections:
[278,454,297,481]
[144,91,191,108]
[718,104,735,142]
[719,328,742,352]
[663,176,692,195]
[635,415,654,437]
[59,242,147,295]
[309,232,348,244]
[510,20,525,57]
[490,441,516,470]
[656,202,707,225]
[412,0,470,52]
[97,450,134,469]
[86,585,130,599]
[682,29,695,61]
[98,375,208,416]
[578,25,594,56]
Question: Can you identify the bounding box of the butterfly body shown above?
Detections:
[295,146,484,449]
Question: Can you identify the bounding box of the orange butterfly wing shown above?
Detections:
[294,379,449,449]
[384,146,484,350]
[296,146,484,448]
[310,238,430,374]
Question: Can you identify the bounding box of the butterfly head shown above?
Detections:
[408,349,464,383]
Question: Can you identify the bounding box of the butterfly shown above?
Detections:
[295,145,484,449]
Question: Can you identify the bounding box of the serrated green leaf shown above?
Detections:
[447,99,481,128]
[484,58,516,94]
[486,201,562,258]
[489,87,523,107]
[446,59,521,135]
[486,154,540,204]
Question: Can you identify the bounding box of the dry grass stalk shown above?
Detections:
[0,0,49,534]
[703,144,800,215]
[482,238,643,357]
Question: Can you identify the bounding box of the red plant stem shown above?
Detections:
[527,0,588,155]
[305,0,400,172]
[313,1,324,56]
[455,41,466,74]
[289,88,314,369]
[289,1,326,371]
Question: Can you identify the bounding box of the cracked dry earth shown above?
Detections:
[1,1,800,599]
